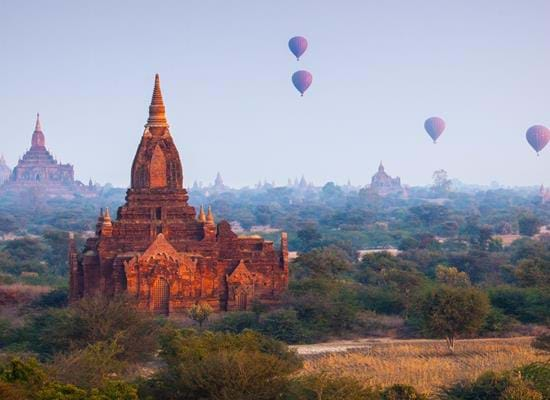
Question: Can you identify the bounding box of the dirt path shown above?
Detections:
[289,336,535,356]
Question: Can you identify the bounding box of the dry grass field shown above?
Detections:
[298,337,549,395]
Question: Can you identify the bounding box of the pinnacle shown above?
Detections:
[147,74,169,128]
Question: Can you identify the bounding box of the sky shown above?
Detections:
[1,1,549,188]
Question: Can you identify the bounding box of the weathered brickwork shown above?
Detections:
[69,75,289,314]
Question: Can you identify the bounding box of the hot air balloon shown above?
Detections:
[292,70,313,96]
[424,117,446,143]
[526,125,550,156]
[288,36,308,60]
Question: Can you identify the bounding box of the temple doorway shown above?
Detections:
[152,278,170,315]
[236,289,248,310]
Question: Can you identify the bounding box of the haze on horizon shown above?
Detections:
[1,1,549,189]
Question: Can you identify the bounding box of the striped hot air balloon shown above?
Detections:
[288,36,308,60]
[292,70,313,96]
[526,125,550,156]
[424,117,446,144]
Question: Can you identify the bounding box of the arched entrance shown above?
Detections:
[236,289,248,311]
[152,278,170,315]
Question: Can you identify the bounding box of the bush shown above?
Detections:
[532,334,550,352]
[286,278,361,341]
[31,288,69,309]
[287,373,378,400]
[12,295,159,362]
[210,311,258,333]
[259,309,306,344]
[441,370,543,400]
[142,329,302,400]
[489,287,550,324]
[0,357,138,400]
[519,362,550,399]
[382,384,427,399]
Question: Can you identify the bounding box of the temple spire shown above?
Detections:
[198,205,206,223]
[146,74,169,128]
[35,113,42,132]
[31,113,46,148]
[206,206,215,225]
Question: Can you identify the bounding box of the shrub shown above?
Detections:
[382,384,427,400]
[259,309,306,344]
[287,373,378,400]
[12,295,159,362]
[519,362,550,399]
[31,288,69,309]
[489,287,550,324]
[532,334,550,352]
[142,329,302,400]
[210,311,258,333]
[441,370,543,400]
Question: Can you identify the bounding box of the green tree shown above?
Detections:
[518,214,542,237]
[435,265,471,287]
[432,169,452,194]
[514,258,550,287]
[292,246,352,279]
[259,309,305,344]
[413,286,490,352]
[187,302,213,328]
[142,330,301,400]
[288,373,378,400]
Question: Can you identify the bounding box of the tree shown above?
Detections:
[292,246,352,279]
[435,265,471,287]
[518,214,542,237]
[187,302,213,328]
[432,169,452,194]
[288,373,378,400]
[296,223,322,251]
[259,309,305,344]
[514,258,550,287]
[142,330,302,400]
[413,286,490,352]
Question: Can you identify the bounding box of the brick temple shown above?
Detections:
[369,162,403,196]
[69,75,289,314]
[1,114,96,198]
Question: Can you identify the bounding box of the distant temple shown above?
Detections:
[540,185,550,204]
[1,114,96,198]
[69,75,289,315]
[0,155,10,185]
[370,162,402,196]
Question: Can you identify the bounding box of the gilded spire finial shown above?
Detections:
[206,205,215,225]
[146,74,169,128]
[31,113,46,148]
[198,205,206,223]
[103,207,112,223]
[35,113,42,132]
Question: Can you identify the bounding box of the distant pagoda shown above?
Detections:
[0,155,10,186]
[369,162,403,196]
[1,114,96,198]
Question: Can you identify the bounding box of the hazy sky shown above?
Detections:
[1,1,549,188]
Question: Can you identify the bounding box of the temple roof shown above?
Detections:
[147,74,169,128]
[31,113,46,149]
